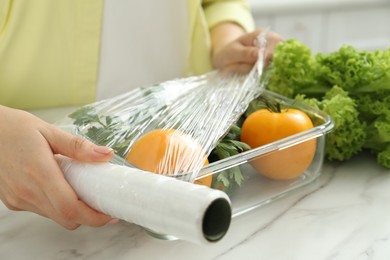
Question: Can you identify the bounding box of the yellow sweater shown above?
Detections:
[0,0,254,109]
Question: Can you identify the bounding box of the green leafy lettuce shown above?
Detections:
[267,39,390,168]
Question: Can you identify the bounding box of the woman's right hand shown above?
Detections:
[0,105,117,230]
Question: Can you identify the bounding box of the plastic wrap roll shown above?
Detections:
[57,156,232,245]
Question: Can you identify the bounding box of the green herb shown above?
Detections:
[209,124,251,192]
[68,106,133,157]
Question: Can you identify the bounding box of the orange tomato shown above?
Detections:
[193,172,213,187]
[126,128,212,187]
[240,108,316,180]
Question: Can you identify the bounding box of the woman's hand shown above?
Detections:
[210,23,284,73]
[0,105,117,230]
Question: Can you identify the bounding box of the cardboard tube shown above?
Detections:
[57,156,231,244]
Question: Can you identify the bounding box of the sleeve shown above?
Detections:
[202,0,255,32]
[0,0,11,33]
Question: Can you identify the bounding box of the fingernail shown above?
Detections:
[94,146,114,155]
[107,218,120,225]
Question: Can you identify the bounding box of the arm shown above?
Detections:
[0,105,117,229]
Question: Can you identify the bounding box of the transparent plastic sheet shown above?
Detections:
[66,46,266,181]
[55,32,269,244]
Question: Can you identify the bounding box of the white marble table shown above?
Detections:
[1,108,390,259]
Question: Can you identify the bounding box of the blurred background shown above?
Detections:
[248,0,390,53]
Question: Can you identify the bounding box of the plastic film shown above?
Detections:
[63,32,268,182]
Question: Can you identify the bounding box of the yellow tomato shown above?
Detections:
[240,108,316,180]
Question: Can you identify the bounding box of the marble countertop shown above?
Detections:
[1,108,390,259]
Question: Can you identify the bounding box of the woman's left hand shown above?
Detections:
[211,24,284,73]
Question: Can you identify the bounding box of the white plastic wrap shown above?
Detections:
[55,32,269,244]
[57,156,231,245]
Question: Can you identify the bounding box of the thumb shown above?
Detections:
[43,124,114,162]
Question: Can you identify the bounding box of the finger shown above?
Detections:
[239,29,261,46]
[35,158,113,229]
[42,125,114,162]
[0,156,80,227]
[266,31,285,47]
[12,142,114,230]
[73,200,114,227]
[45,159,114,228]
[241,29,285,48]
[47,199,113,230]
[224,45,259,67]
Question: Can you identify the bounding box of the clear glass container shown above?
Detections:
[73,89,334,218]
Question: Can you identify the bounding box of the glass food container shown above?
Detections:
[72,88,334,219]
